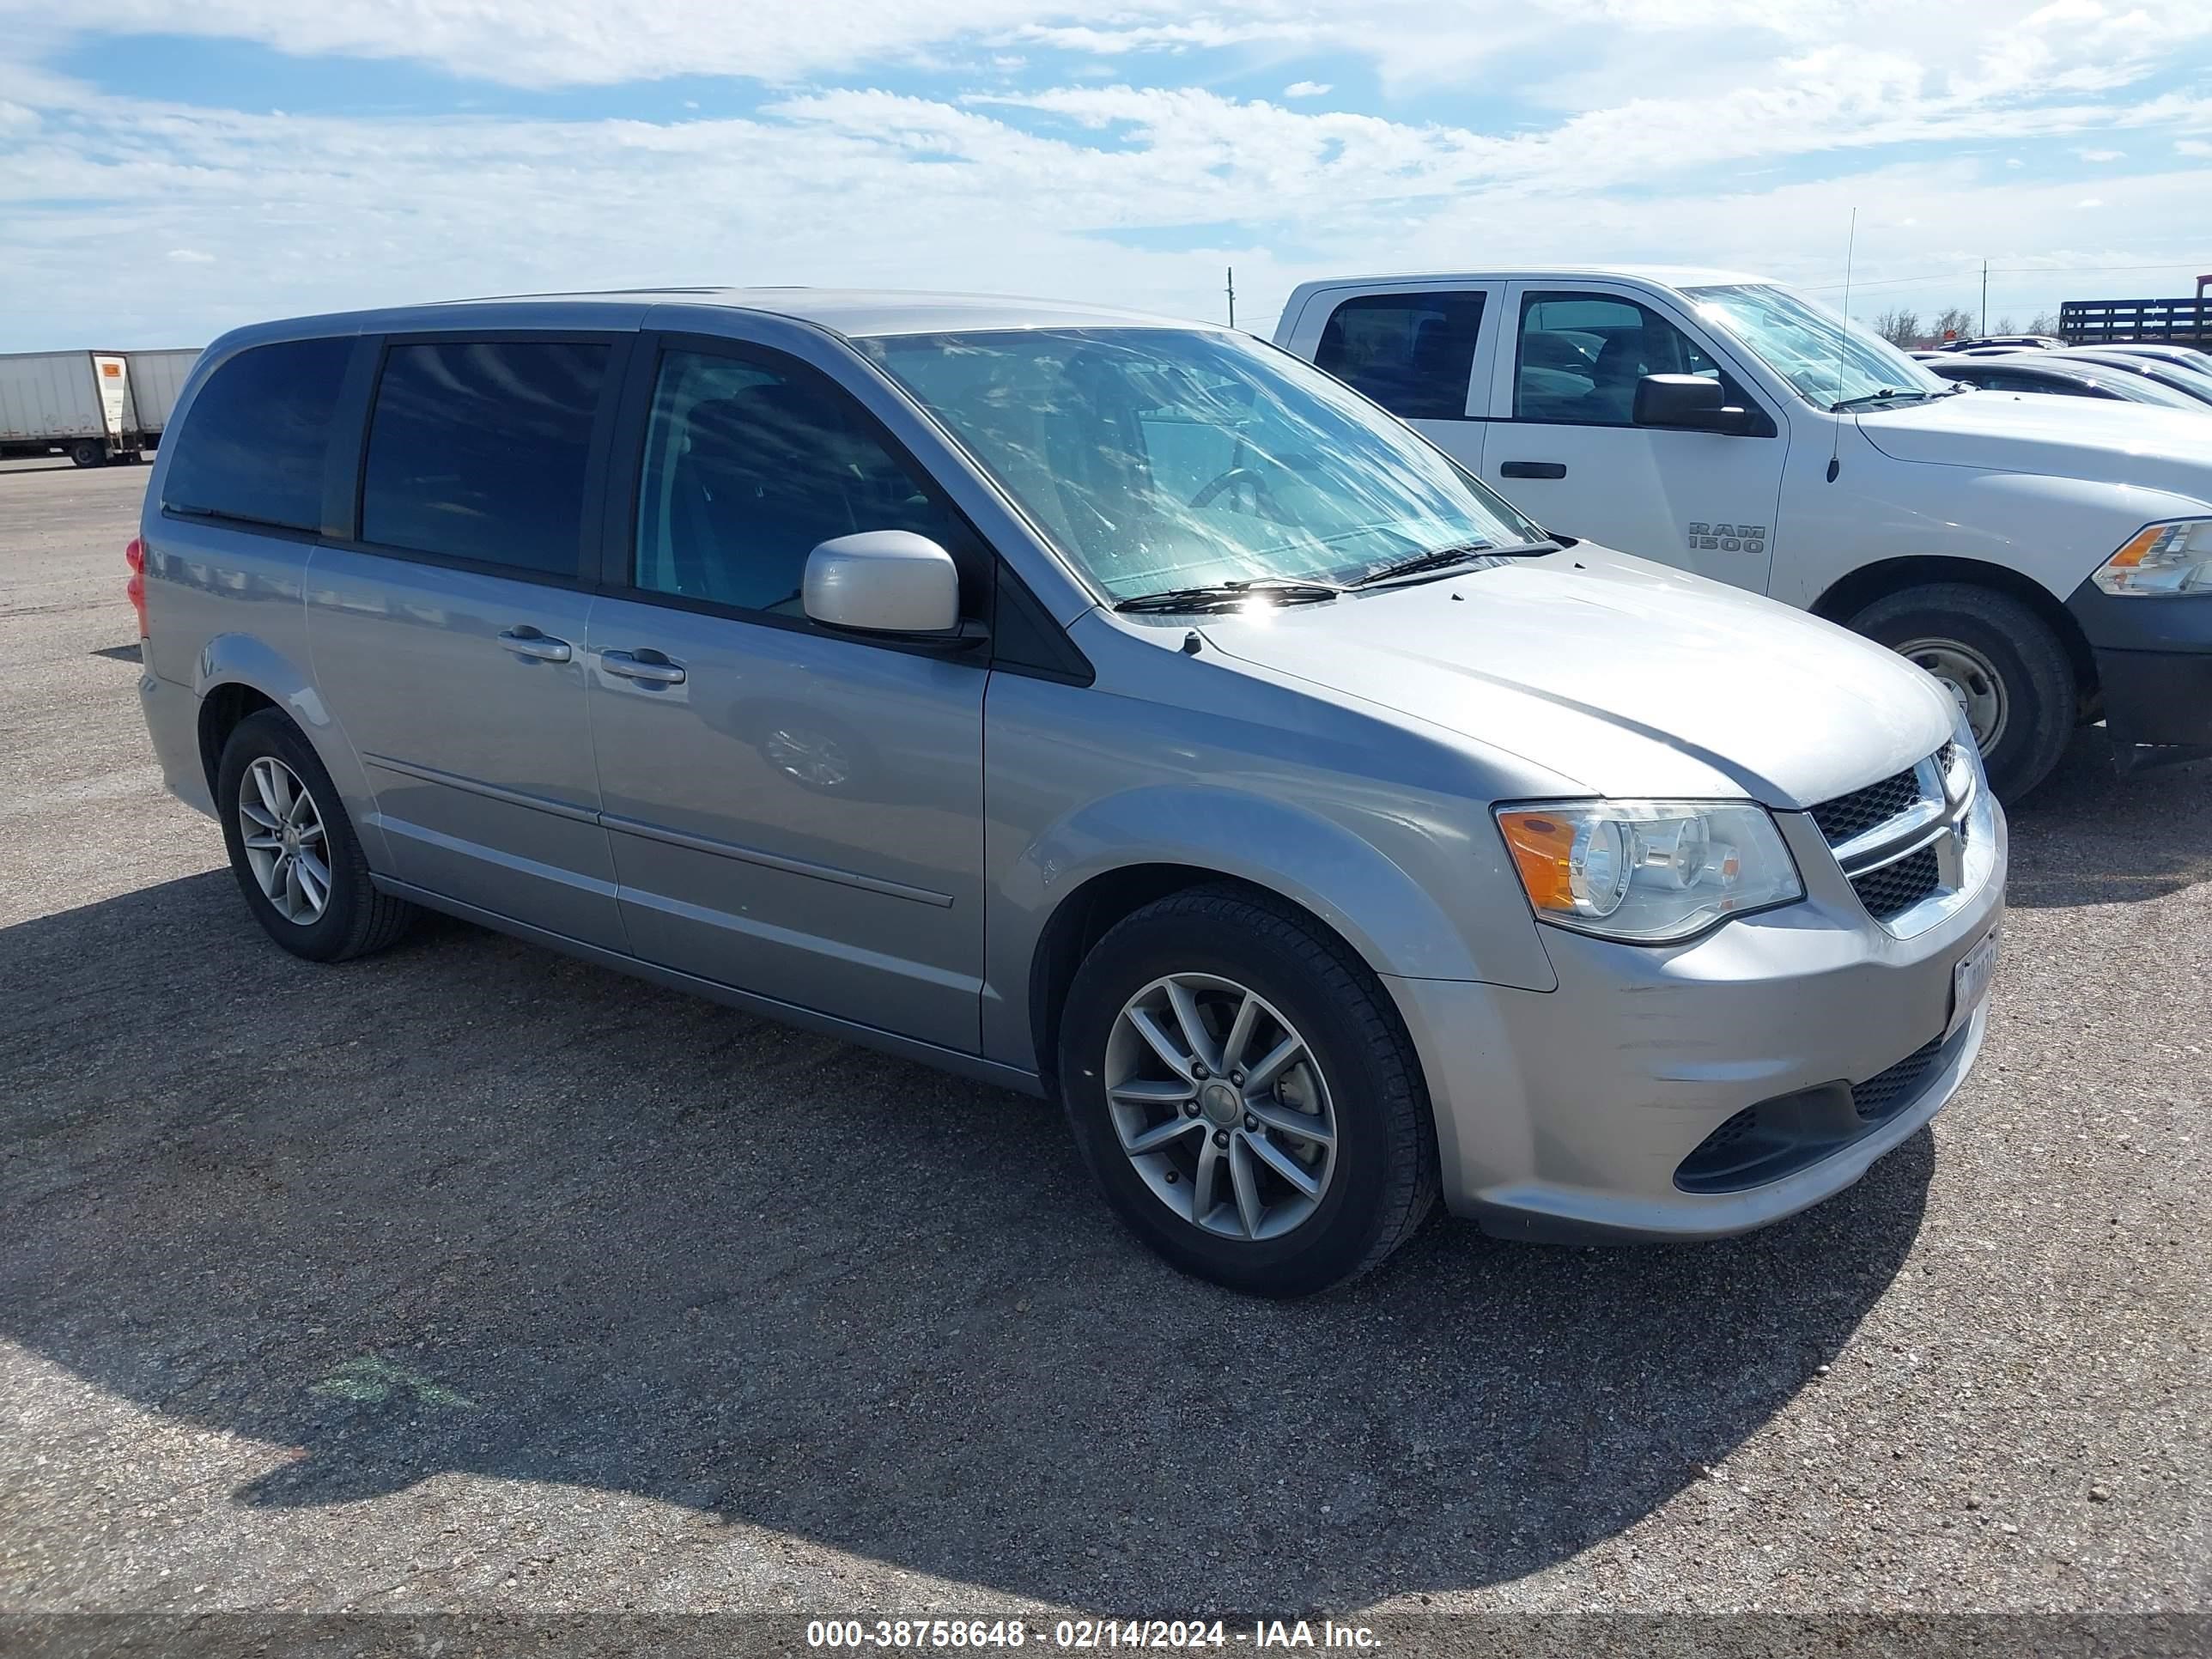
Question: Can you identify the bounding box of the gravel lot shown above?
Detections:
[1,457,2205,1636]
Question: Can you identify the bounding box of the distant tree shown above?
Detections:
[1993,315,2017,335]
[2027,309,2062,336]
[1874,307,1923,348]
[1932,306,1975,343]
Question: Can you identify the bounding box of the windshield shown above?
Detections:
[2136,362,2212,404]
[1686,283,1948,410]
[2090,371,2209,410]
[859,327,1546,600]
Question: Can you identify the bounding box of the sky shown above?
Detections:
[1,0,2208,350]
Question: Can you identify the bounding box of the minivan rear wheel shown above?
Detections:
[1849,582,2075,801]
[1057,885,1437,1296]
[216,708,416,962]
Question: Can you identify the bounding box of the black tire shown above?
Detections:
[216,708,416,962]
[68,439,106,468]
[1057,884,1437,1297]
[1848,582,2075,801]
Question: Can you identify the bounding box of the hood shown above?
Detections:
[1856,390,2212,502]
[1197,548,1955,809]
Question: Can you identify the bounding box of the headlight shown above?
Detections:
[1496,799,1804,944]
[2094,519,2212,596]
[1948,705,1999,892]
[1945,705,1984,796]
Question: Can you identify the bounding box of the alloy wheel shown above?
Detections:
[1103,973,1337,1242]
[237,756,332,925]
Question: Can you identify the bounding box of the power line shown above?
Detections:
[1804,260,2204,295]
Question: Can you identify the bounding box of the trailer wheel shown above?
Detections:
[68,440,108,468]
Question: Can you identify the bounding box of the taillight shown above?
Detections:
[125,537,147,638]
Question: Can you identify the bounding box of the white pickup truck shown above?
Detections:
[1273,268,2212,798]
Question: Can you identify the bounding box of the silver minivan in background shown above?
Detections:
[131,289,2006,1294]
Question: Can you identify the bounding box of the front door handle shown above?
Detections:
[498,628,572,662]
[601,649,687,686]
[1498,461,1568,480]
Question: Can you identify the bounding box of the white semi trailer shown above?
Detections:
[0,348,196,466]
[119,349,202,449]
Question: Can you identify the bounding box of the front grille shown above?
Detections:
[1852,1031,1948,1120]
[1808,745,1978,935]
[1808,765,1919,843]
[1850,845,1942,921]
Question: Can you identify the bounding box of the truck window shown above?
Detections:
[1314,293,1485,421]
[360,340,610,577]
[1514,292,1735,428]
[161,338,352,533]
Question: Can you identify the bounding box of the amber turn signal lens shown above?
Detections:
[1498,810,1577,911]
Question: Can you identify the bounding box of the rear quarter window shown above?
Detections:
[161,337,353,532]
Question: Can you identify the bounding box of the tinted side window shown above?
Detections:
[1315,292,1485,420]
[161,337,351,532]
[1515,291,1747,427]
[633,349,974,616]
[360,340,609,575]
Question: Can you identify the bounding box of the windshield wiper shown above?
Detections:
[1111,579,1341,614]
[1349,539,1559,588]
[1830,388,1940,413]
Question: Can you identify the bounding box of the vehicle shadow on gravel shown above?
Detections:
[2003,726,2212,909]
[2,869,1930,1611]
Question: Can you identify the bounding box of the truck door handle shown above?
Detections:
[497,628,572,662]
[600,649,687,686]
[1498,461,1567,480]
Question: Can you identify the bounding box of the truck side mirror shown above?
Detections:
[1634,374,1753,434]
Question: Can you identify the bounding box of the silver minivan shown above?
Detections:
[131,289,2006,1295]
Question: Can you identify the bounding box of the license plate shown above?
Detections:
[1945,929,2000,1039]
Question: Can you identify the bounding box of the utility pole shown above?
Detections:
[1225,266,1237,331]
[1981,259,1989,337]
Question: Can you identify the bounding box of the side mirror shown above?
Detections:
[1634,374,1753,434]
[803,532,962,637]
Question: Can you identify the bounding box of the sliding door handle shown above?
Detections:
[497,628,572,662]
[601,649,687,686]
[1498,461,1567,480]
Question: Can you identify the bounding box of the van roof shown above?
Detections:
[396,287,1194,339]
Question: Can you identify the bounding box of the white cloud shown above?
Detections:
[2073,196,2105,206]
[0,1,2207,346]
[2075,146,2122,159]
[1283,81,1332,98]
[0,0,2200,91]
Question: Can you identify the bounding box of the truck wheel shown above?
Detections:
[68,439,107,468]
[1849,582,2075,801]
[216,708,417,962]
[1057,884,1437,1297]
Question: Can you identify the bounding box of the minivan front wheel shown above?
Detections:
[1849,582,2075,801]
[216,708,416,962]
[1058,886,1437,1296]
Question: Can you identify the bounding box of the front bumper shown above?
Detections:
[2067,579,2212,773]
[1386,804,2007,1243]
